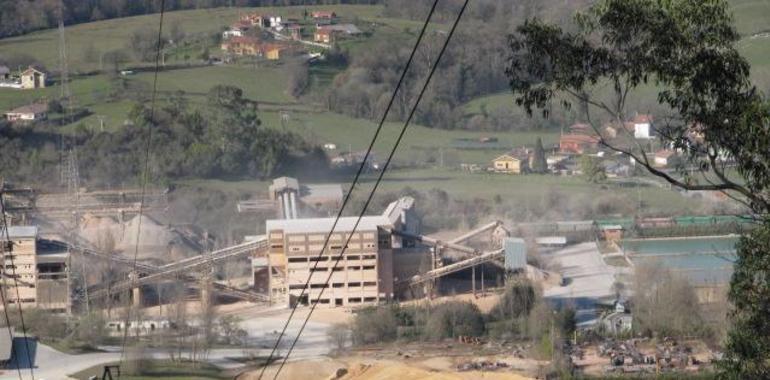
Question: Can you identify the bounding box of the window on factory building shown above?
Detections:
[362,265,375,270]
[332,267,343,271]
[364,297,377,302]
[362,255,376,260]
[363,281,377,287]
[348,297,362,303]
[348,282,361,287]
[289,284,306,290]
[332,283,344,288]
[310,284,327,289]
[288,257,307,263]
[347,255,360,260]
[347,266,361,270]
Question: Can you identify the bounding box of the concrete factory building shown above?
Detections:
[256,196,417,307]
[1,226,70,312]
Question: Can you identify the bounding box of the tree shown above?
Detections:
[286,59,309,98]
[326,323,350,354]
[505,1,770,374]
[579,155,605,183]
[718,225,770,378]
[531,137,547,173]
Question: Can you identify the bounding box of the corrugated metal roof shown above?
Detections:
[6,226,38,239]
[266,215,391,234]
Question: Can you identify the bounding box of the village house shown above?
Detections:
[314,28,333,44]
[559,133,599,154]
[569,122,594,135]
[5,103,48,122]
[632,113,654,139]
[221,36,263,56]
[287,24,302,40]
[492,152,528,174]
[20,66,46,89]
[264,44,288,60]
[222,21,250,39]
[602,121,635,139]
[312,11,337,20]
[654,149,676,167]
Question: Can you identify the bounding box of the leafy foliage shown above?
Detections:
[718,223,770,379]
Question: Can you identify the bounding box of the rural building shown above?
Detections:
[264,44,287,60]
[492,154,526,174]
[241,13,280,28]
[314,28,333,44]
[602,121,635,139]
[222,22,250,39]
[0,65,9,80]
[632,113,654,139]
[221,36,263,56]
[287,24,302,40]
[600,225,624,243]
[559,133,599,154]
[5,103,48,122]
[601,300,633,335]
[654,149,676,167]
[20,67,46,89]
[569,123,593,135]
[1,226,70,312]
[312,11,337,20]
[321,24,362,35]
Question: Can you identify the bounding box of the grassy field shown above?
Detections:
[0,5,388,72]
[178,167,704,218]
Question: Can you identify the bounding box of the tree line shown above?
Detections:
[0,85,327,188]
[325,0,589,130]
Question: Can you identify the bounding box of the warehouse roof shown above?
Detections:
[266,215,391,234]
[5,226,38,239]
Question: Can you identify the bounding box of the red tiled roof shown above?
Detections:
[560,134,599,144]
[633,114,653,124]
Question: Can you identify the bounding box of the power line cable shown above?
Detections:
[118,0,167,365]
[271,1,469,378]
[255,1,440,378]
[0,192,35,380]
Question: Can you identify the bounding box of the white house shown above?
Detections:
[654,149,676,167]
[632,113,654,139]
[5,103,48,122]
[222,28,244,39]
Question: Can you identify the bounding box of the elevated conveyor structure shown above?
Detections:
[63,236,270,302]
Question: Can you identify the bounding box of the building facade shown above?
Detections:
[1,227,70,312]
[264,216,394,307]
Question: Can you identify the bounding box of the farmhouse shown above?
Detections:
[20,66,46,89]
[654,149,676,167]
[602,121,635,139]
[287,24,302,40]
[221,36,261,56]
[264,44,287,60]
[559,133,599,154]
[312,11,337,20]
[492,153,526,174]
[632,113,654,139]
[222,22,250,39]
[314,28,333,44]
[5,102,48,122]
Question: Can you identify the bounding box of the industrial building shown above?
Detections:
[254,196,417,307]
[1,226,70,312]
